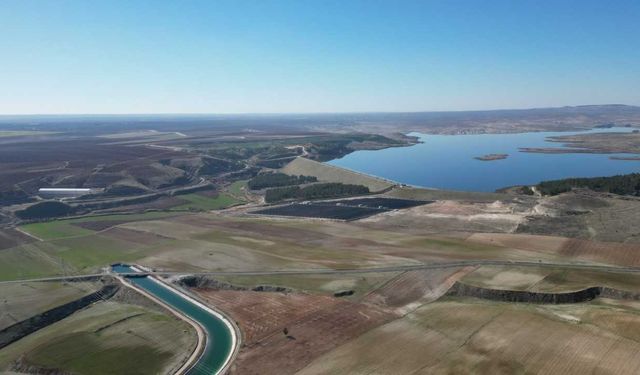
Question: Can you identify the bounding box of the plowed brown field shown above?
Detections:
[466,233,640,267]
[195,289,396,375]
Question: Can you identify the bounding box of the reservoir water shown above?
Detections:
[328,128,640,192]
[112,265,234,375]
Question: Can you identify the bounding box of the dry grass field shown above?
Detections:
[213,272,399,300]
[11,209,640,282]
[4,189,640,374]
[298,298,640,375]
[462,265,640,293]
[281,157,393,192]
[0,229,34,251]
[466,232,640,267]
[0,281,101,330]
[363,267,475,314]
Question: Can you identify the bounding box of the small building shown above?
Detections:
[38,188,94,199]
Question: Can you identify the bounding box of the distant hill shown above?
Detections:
[1,105,639,135]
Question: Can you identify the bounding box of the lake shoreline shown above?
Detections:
[329,128,640,192]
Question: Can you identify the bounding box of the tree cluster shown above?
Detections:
[537,173,640,196]
[16,201,75,220]
[265,183,369,203]
[248,172,317,190]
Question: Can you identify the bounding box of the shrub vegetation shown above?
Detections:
[265,183,369,203]
[537,173,640,196]
[248,172,317,190]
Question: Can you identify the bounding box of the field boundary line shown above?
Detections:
[14,227,43,242]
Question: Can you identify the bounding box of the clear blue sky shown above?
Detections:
[1,0,639,114]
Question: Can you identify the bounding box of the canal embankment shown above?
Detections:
[114,265,239,375]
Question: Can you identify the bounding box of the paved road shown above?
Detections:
[2,259,640,284]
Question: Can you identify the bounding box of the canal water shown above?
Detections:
[328,128,640,192]
[112,265,233,375]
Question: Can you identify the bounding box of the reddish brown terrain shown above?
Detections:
[195,289,396,375]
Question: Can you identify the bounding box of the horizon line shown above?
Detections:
[0,103,636,118]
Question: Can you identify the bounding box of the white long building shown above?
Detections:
[38,188,94,199]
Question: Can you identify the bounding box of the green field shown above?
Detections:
[0,244,64,281]
[0,301,196,375]
[0,281,100,330]
[227,180,248,196]
[47,235,157,272]
[20,212,181,240]
[172,192,244,211]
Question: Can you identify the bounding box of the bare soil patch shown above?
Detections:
[72,220,130,231]
[0,228,34,250]
[194,289,395,375]
[559,238,640,267]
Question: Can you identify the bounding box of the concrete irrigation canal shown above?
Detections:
[112,265,236,375]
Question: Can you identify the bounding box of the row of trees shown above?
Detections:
[265,183,369,203]
[537,173,640,196]
[248,172,317,190]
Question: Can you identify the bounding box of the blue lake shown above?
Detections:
[328,128,640,192]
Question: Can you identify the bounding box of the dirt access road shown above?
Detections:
[3,259,640,285]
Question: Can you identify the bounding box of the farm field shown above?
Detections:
[171,191,244,211]
[0,300,196,375]
[195,289,395,375]
[467,233,640,268]
[298,297,640,375]
[462,265,640,293]
[0,281,101,330]
[363,267,475,314]
[0,244,65,281]
[20,211,181,240]
[212,272,399,299]
[9,210,640,282]
[0,228,35,250]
